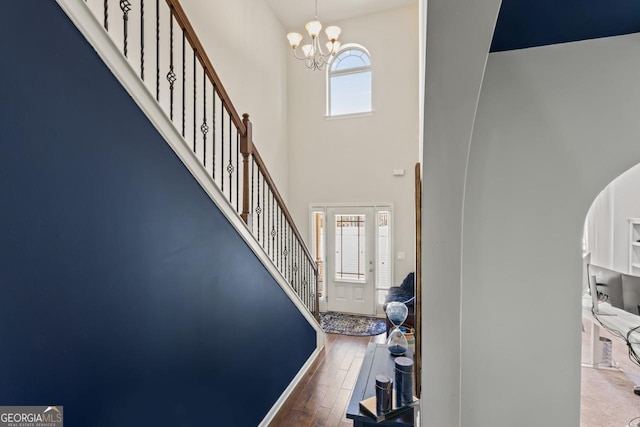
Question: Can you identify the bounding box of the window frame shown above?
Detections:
[326,44,373,118]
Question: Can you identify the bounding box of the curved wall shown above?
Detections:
[0,2,315,426]
[462,33,640,426]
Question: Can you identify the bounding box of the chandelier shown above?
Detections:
[286,0,342,71]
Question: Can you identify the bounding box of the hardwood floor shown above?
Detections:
[269,332,386,427]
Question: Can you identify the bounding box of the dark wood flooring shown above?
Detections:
[269,332,386,427]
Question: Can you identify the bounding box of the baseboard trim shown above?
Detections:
[258,345,324,426]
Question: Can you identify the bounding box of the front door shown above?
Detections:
[326,207,375,315]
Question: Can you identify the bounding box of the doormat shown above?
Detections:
[319,312,387,336]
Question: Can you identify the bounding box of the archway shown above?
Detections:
[454,32,640,426]
[580,165,640,426]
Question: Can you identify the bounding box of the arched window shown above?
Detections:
[327,45,372,117]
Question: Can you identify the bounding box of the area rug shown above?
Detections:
[319,312,387,336]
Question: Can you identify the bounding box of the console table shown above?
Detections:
[346,343,416,427]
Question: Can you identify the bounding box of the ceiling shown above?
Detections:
[491,0,640,52]
[265,0,640,54]
[264,0,417,31]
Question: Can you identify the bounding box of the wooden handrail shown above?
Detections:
[250,143,317,272]
[166,0,246,135]
[85,0,317,316]
[241,114,317,317]
[167,0,313,273]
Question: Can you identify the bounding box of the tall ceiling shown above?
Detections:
[264,0,417,31]
[266,0,640,54]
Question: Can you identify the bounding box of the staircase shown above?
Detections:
[0,1,323,425]
[64,0,320,321]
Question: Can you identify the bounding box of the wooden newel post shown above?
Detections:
[240,113,253,225]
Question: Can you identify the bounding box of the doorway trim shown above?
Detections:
[309,202,394,317]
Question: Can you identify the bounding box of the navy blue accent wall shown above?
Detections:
[491,0,640,52]
[0,2,315,425]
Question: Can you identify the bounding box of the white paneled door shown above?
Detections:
[326,207,375,315]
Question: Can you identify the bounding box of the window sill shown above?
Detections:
[325,111,374,120]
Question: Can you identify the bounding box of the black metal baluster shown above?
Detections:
[273,195,277,261]
[292,242,297,292]
[272,204,276,265]
[251,158,255,234]
[167,8,176,121]
[104,0,109,31]
[271,193,276,260]
[308,264,312,310]
[300,247,304,298]
[212,88,217,180]
[312,266,317,312]
[297,238,300,293]
[312,264,316,311]
[155,0,159,101]
[307,263,311,310]
[262,175,265,246]
[276,200,280,265]
[305,256,309,308]
[201,73,208,167]
[193,49,197,153]
[294,241,297,289]
[278,205,282,271]
[220,103,224,193]
[294,243,299,293]
[140,0,144,80]
[303,249,307,304]
[266,188,271,256]
[220,103,225,192]
[283,222,288,281]
[282,218,286,277]
[120,1,131,57]
[181,30,185,136]
[274,210,282,271]
[288,225,292,283]
[256,167,261,243]
[236,132,240,212]
[280,212,287,270]
[227,116,233,203]
[277,209,281,271]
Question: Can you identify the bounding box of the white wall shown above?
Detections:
[287,5,420,287]
[420,0,501,424]
[587,163,640,272]
[585,187,613,268]
[181,0,290,197]
[462,33,640,426]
